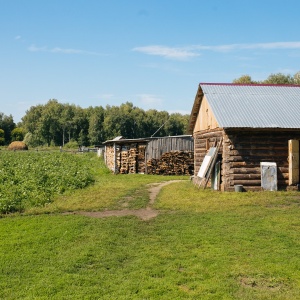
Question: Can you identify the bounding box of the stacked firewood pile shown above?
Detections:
[147,151,194,175]
[137,145,146,173]
[105,145,115,171]
[118,144,146,174]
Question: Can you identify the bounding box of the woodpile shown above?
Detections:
[105,145,116,171]
[137,145,146,173]
[147,151,194,175]
[104,138,194,175]
[118,144,146,174]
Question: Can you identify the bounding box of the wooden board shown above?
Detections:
[197,147,217,178]
[289,139,299,185]
[196,138,223,189]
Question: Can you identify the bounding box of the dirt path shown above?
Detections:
[65,180,184,221]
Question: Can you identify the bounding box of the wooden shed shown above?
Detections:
[103,135,194,175]
[188,83,300,191]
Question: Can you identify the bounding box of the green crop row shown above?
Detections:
[0,151,95,213]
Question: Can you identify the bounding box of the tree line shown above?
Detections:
[0,100,189,147]
[233,71,300,84]
[1,71,299,147]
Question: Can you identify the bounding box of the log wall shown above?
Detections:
[194,129,300,191]
[223,130,300,191]
[193,128,224,176]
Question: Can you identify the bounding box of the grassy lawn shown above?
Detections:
[1,154,300,299]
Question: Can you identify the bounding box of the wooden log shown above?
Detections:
[229,167,260,174]
[225,144,288,151]
[146,151,194,175]
[228,149,288,156]
[231,180,261,186]
[230,174,261,180]
[226,156,287,162]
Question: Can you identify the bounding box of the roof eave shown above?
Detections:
[187,85,204,134]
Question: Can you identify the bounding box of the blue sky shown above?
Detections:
[1,0,300,123]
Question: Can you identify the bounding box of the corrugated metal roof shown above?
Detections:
[200,83,300,128]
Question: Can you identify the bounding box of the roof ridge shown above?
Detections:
[199,82,300,87]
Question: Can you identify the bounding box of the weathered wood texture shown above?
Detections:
[145,136,193,160]
[117,143,147,174]
[147,151,194,175]
[105,145,115,172]
[194,129,300,191]
[289,139,300,185]
[223,130,300,191]
[193,95,219,131]
[105,136,194,175]
[193,128,223,176]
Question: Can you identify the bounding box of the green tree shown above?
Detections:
[23,132,43,148]
[60,104,76,146]
[21,99,190,145]
[145,109,169,137]
[71,106,89,146]
[233,75,257,84]
[22,104,45,146]
[39,100,65,146]
[294,71,300,84]
[88,106,105,145]
[0,129,5,145]
[22,100,90,147]
[164,113,189,136]
[129,106,147,138]
[263,73,294,84]
[11,127,25,141]
[233,71,300,85]
[0,113,15,144]
[103,105,122,140]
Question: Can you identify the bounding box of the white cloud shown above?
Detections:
[133,41,300,59]
[192,41,300,52]
[28,44,104,56]
[136,94,163,107]
[243,42,300,50]
[14,35,21,40]
[51,47,84,54]
[132,45,200,60]
[28,45,47,52]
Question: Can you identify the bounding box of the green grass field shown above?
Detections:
[1,152,300,299]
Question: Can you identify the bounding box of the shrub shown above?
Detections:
[23,132,44,148]
[8,141,28,151]
[11,127,25,141]
[64,140,79,149]
[0,129,4,146]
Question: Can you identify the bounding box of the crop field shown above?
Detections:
[0,151,95,213]
[1,151,300,299]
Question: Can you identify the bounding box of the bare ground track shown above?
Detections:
[63,180,184,220]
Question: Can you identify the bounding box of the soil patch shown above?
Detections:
[64,180,184,220]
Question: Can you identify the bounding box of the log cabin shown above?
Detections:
[188,83,300,191]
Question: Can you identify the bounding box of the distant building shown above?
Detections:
[103,135,194,175]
